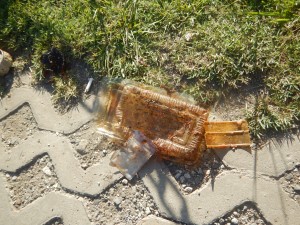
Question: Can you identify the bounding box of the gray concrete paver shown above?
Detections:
[0,132,122,196]
[0,85,299,225]
[140,158,300,225]
[215,137,300,177]
[0,87,99,134]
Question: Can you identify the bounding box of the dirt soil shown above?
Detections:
[280,165,300,205]
[6,155,61,209]
[69,122,119,170]
[210,202,271,225]
[0,104,38,151]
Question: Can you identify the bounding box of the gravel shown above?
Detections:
[2,81,288,225]
[68,122,120,169]
[0,104,38,151]
[2,106,161,224]
[210,202,271,225]
[280,165,300,204]
[165,149,225,194]
[6,155,61,209]
[83,179,160,225]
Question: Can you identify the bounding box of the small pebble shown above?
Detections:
[12,176,17,181]
[285,173,293,181]
[233,211,240,217]
[122,179,128,185]
[179,176,186,183]
[231,218,239,224]
[76,148,87,155]
[206,169,211,175]
[145,207,151,215]
[293,185,300,193]
[175,173,182,179]
[113,197,122,206]
[184,173,191,179]
[82,163,88,169]
[42,166,52,176]
[184,187,193,193]
[14,199,22,206]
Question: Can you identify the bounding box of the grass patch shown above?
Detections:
[0,0,299,138]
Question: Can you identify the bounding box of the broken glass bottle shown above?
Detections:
[110,130,156,180]
[98,80,209,166]
[98,79,252,168]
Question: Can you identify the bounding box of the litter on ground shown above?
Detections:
[97,80,251,178]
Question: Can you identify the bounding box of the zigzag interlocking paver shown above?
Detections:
[215,137,300,177]
[0,87,100,134]
[0,175,90,225]
[1,85,300,225]
[139,158,300,225]
[0,132,122,196]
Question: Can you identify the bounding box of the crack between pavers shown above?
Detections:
[225,164,300,182]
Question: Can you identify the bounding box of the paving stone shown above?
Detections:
[0,87,102,134]
[1,84,300,225]
[0,132,122,196]
[215,138,300,177]
[139,158,300,225]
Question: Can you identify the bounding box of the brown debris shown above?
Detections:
[204,120,251,149]
[98,81,208,166]
[98,81,251,167]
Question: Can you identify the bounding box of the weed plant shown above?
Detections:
[0,0,299,138]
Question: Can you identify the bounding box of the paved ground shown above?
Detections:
[0,72,299,225]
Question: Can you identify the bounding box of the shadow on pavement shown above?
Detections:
[139,157,191,224]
